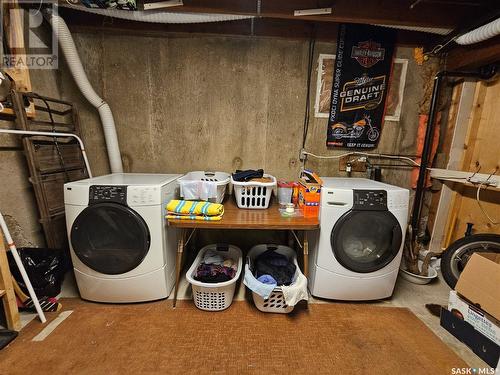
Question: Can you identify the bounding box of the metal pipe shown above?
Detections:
[410,69,494,240]
[0,129,92,178]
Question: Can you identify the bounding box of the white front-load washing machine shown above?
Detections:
[308,177,409,301]
[64,173,182,303]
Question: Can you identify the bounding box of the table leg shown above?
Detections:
[303,231,309,278]
[173,229,186,308]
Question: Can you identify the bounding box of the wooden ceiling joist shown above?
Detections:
[58,8,441,46]
[446,35,500,70]
[155,0,490,29]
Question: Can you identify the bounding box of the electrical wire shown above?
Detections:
[475,168,498,225]
[302,37,316,149]
[302,150,421,167]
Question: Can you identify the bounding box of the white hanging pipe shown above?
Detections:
[45,10,123,173]
[0,129,93,178]
[455,17,500,45]
[0,212,47,324]
[61,5,254,24]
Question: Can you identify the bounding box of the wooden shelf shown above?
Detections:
[168,196,319,230]
[430,168,500,192]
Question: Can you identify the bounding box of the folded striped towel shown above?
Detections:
[166,214,223,221]
[166,200,224,220]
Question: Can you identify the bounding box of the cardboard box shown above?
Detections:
[441,307,500,368]
[448,290,500,346]
[456,253,500,321]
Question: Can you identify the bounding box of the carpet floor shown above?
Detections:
[0,299,465,374]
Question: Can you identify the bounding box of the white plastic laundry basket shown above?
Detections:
[179,171,230,204]
[231,174,276,209]
[246,244,302,314]
[186,244,242,311]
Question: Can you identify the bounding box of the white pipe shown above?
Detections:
[456,17,500,45]
[61,5,254,24]
[0,129,93,178]
[46,11,123,173]
[0,212,47,324]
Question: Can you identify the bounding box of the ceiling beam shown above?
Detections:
[147,0,487,29]
[446,35,500,70]
[58,8,440,46]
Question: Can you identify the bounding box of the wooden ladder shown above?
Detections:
[11,91,90,249]
[0,232,21,330]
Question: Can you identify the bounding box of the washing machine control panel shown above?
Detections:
[89,185,127,204]
[352,190,387,211]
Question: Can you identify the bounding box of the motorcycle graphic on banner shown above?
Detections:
[327,24,396,148]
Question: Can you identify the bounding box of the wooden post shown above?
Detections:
[0,232,21,331]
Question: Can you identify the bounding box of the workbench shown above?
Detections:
[167,197,320,307]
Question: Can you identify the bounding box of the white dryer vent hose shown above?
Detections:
[46,7,253,173]
[47,11,123,173]
[61,5,254,24]
[455,17,500,45]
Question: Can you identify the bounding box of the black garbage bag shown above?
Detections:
[7,248,70,298]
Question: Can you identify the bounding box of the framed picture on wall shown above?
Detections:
[314,54,408,122]
[384,58,408,122]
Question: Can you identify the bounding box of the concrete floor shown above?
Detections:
[17,270,488,370]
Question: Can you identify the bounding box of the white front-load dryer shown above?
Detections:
[64,173,182,303]
[308,178,409,301]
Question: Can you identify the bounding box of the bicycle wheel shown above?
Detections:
[441,233,500,289]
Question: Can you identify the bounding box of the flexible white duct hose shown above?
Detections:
[62,5,254,24]
[456,17,500,45]
[47,11,123,173]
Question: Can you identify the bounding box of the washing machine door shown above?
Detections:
[70,203,150,275]
[330,210,402,273]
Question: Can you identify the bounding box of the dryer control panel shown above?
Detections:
[352,190,387,211]
[89,185,127,205]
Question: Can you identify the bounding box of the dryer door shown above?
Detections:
[330,210,402,273]
[70,203,150,275]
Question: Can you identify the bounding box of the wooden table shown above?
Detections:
[167,197,320,307]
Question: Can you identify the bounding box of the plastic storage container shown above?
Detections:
[277,180,294,208]
[186,244,242,311]
[246,244,304,314]
[231,174,276,209]
[178,171,230,204]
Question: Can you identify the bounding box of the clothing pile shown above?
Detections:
[232,169,274,183]
[194,250,237,283]
[166,200,224,221]
[254,249,296,286]
[244,247,309,307]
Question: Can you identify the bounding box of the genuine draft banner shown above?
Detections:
[327,24,396,148]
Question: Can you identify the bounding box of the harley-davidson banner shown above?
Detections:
[327,24,396,148]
